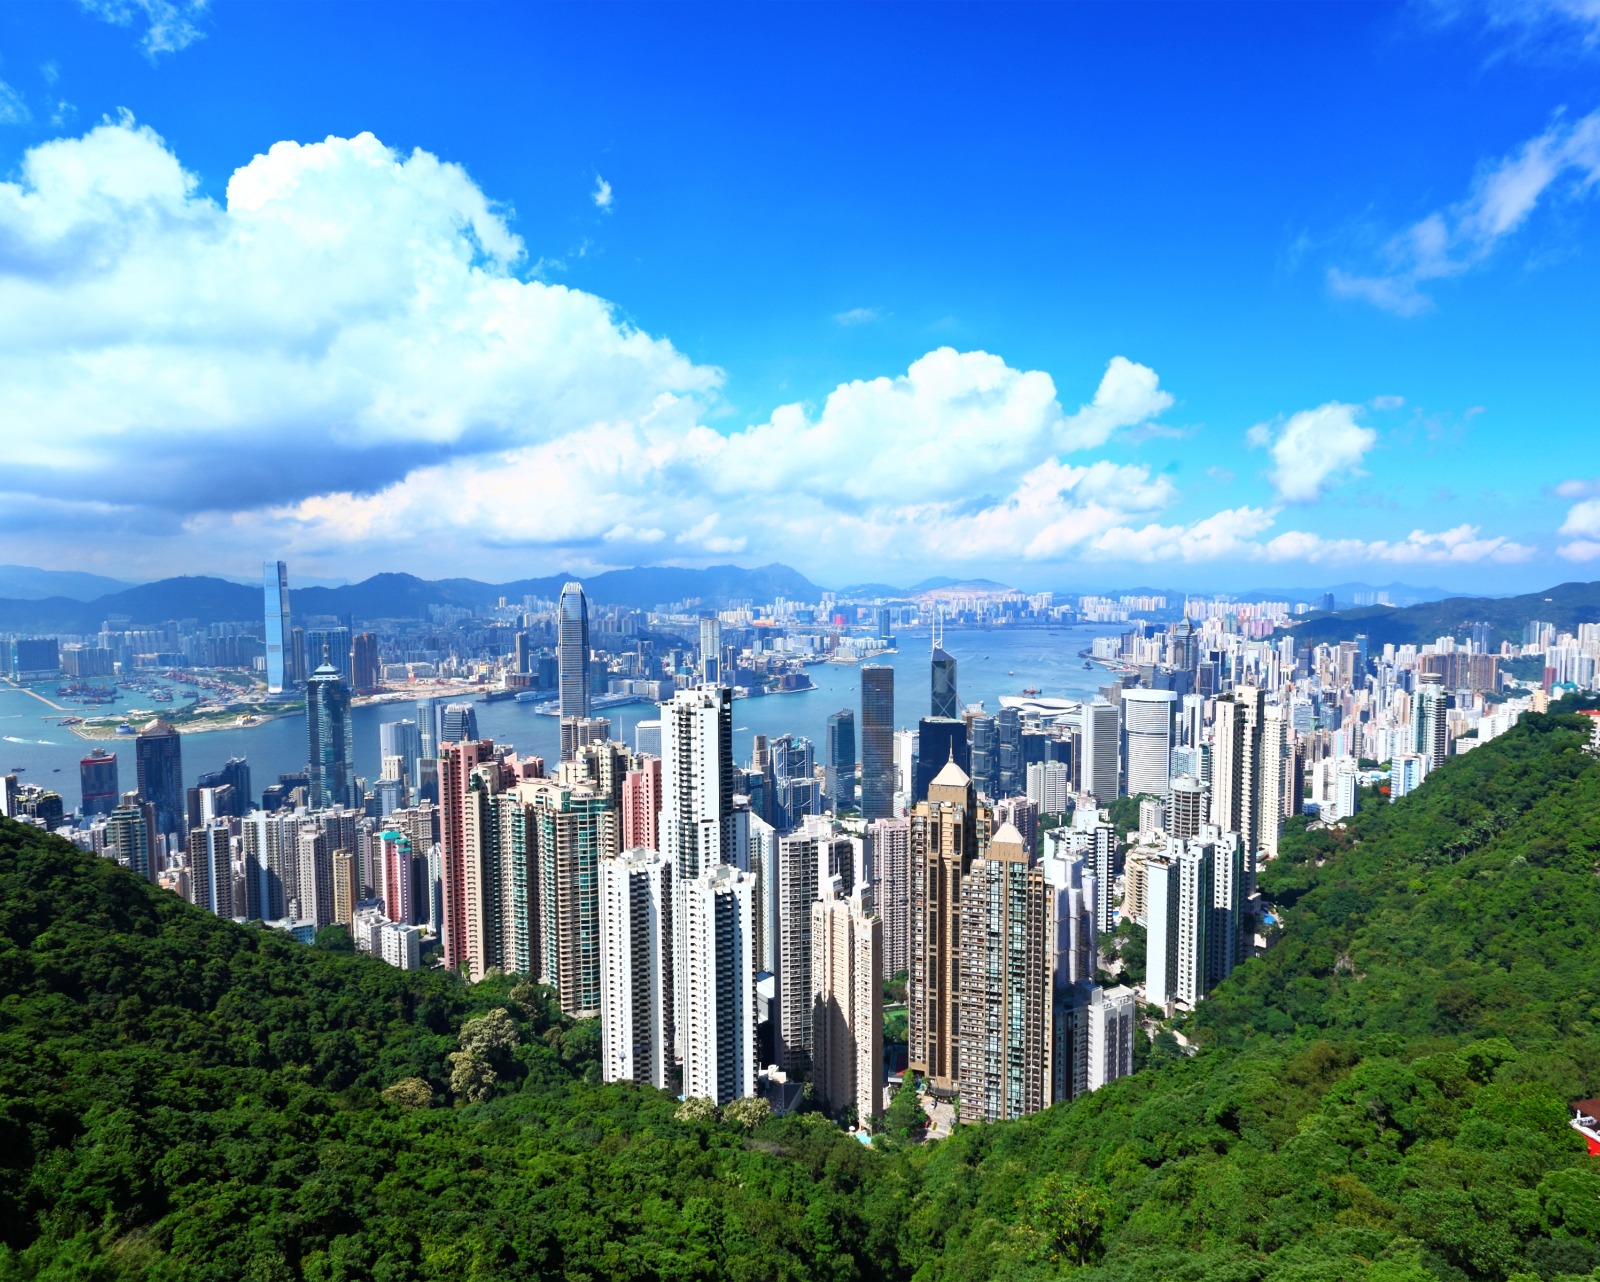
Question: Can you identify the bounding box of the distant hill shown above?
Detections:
[1280,579,1600,648]
[0,563,824,631]
[0,565,134,602]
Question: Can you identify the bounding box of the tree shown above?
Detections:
[448,1050,496,1103]
[313,924,353,953]
[459,1007,519,1059]
[675,1096,718,1123]
[724,1097,773,1130]
[381,1076,434,1109]
[1022,1172,1110,1267]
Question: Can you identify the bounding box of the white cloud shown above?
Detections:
[0,120,1539,583]
[834,306,881,326]
[1248,402,1377,502]
[78,0,208,56]
[0,78,29,125]
[592,174,612,210]
[1553,477,1600,498]
[1329,106,1600,314]
[1059,356,1174,450]
[1425,0,1600,49]
[1559,540,1600,561]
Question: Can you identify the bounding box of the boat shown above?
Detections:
[1083,661,1092,669]
[1021,686,1041,696]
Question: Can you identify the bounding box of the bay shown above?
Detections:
[1,623,1123,811]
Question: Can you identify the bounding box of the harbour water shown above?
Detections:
[1,623,1123,811]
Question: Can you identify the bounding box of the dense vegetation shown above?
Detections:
[5,701,1600,1280]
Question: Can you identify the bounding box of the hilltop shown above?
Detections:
[4,702,1600,1278]
[1281,579,1600,649]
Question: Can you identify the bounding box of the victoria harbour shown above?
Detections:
[1,623,1122,809]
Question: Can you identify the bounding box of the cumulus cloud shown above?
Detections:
[1558,498,1600,559]
[1329,106,1600,314]
[0,119,1539,581]
[592,174,612,210]
[78,0,208,56]
[1552,477,1600,498]
[1247,402,1378,502]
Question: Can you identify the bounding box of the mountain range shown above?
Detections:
[1281,578,1600,648]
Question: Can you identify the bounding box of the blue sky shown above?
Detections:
[0,0,1597,593]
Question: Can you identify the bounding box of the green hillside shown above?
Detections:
[5,702,1600,1280]
[1278,579,1600,650]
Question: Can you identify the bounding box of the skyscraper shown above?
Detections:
[439,738,494,972]
[558,581,592,756]
[306,652,356,810]
[79,748,118,817]
[107,793,157,881]
[699,615,722,685]
[908,757,990,1094]
[134,718,183,855]
[1213,685,1269,860]
[1080,700,1120,803]
[775,819,853,1076]
[440,702,479,745]
[188,820,234,919]
[600,847,673,1090]
[622,756,662,851]
[350,632,380,692]
[860,664,895,821]
[379,719,423,792]
[305,627,353,685]
[811,880,883,1127]
[660,685,739,1053]
[533,780,617,1017]
[1122,688,1177,799]
[680,862,757,1105]
[824,709,857,812]
[914,717,970,803]
[263,560,291,694]
[931,645,959,721]
[1415,678,1449,771]
[867,816,911,978]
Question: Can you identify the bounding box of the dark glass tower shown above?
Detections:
[558,581,591,760]
[134,718,184,851]
[931,649,959,720]
[306,652,356,809]
[914,716,970,803]
[824,709,857,811]
[860,664,895,820]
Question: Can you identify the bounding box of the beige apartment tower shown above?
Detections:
[810,880,884,1128]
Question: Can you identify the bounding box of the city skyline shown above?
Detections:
[2,3,1598,590]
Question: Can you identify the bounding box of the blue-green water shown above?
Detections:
[1,624,1121,811]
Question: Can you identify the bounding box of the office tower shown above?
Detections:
[264,560,291,693]
[107,793,157,880]
[350,632,380,692]
[996,706,1023,797]
[699,616,722,685]
[1026,761,1069,815]
[438,738,495,971]
[332,849,356,926]
[379,719,422,791]
[868,817,911,979]
[1079,700,1120,803]
[824,709,857,811]
[622,756,662,851]
[1415,679,1449,771]
[134,718,184,855]
[1122,689,1177,799]
[188,820,234,918]
[561,715,612,762]
[306,655,356,810]
[680,863,757,1106]
[875,606,894,643]
[967,712,997,798]
[1084,986,1137,1091]
[515,631,532,675]
[415,696,438,763]
[558,581,592,749]
[850,664,891,821]
[811,880,883,1126]
[290,626,307,688]
[931,624,959,719]
[1170,613,1199,672]
[79,748,118,817]
[908,758,991,1094]
[894,728,918,806]
[1168,775,1206,841]
[600,847,673,1089]
[306,627,353,685]
[440,702,479,745]
[533,780,616,1016]
[635,719,663,757]
[1180,693,1204,750]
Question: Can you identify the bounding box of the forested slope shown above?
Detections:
[4,704,1600,1280]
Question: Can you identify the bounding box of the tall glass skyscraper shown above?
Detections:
[263,561,291,694]
[860,664,895,820]
[306,653,356,809]
[824,709,856,811]
[135,718,184,852]
[558,580,591,716]
[931,640,959,721]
